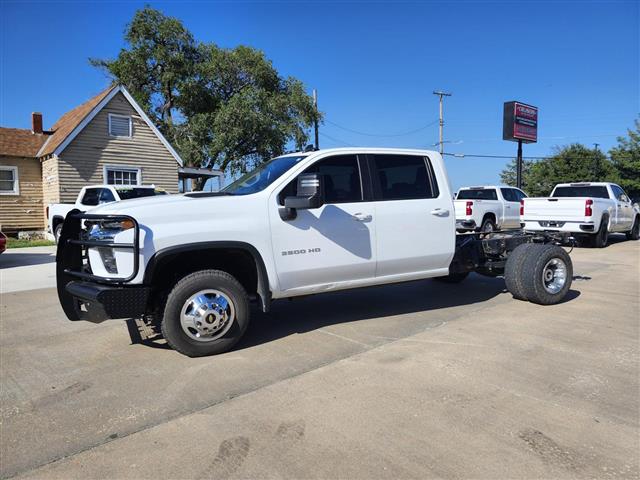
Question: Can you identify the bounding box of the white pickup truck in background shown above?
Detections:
[47,185,167,242]
[521,182,640,247]
[454,186,527,232]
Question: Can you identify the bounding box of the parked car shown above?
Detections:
[521,182,640,247]
[56,148,574,357]
[47,185,167,242]
[0,231,6,254]
[454,186,527,232]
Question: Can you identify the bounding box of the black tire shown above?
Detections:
[480,217,497,233]
[504,242,536,301]
[520,244,573,305]
[626,215,640,240]
[433,271,469,283]
[161,269,250,357]
[54,224,63,244]
[592,215,609,248]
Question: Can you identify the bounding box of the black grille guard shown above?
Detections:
[56,210,141,320]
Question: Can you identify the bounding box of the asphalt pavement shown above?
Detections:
[0,238,638,479]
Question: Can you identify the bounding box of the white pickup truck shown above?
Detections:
[454,186,527,232]
[48,185,167,242]
[56,148,575,357]
[522,182,640,247]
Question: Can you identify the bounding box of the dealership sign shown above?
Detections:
[503,101,538,143]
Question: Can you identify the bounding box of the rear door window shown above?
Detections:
[500,188,516,202]
[81,188,101,206]
[99,189,116,203]
[372,155,437,201]
[457,189,498,200]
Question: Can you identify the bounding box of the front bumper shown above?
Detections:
[64,281,150,322]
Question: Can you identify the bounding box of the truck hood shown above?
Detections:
[88,192,199,213]
[86,192,263,227]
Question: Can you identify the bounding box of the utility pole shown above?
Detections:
[433,90,452,156]
[313,89,319,150]
[593,143,600,179]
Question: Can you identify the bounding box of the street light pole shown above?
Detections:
[433,90,451,156]
[313,89,319,150]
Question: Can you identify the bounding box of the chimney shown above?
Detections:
[32,112,43,134]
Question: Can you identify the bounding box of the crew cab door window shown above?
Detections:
[99,189,116,204]
[279,155,363,204]
[371,154,454,277]
[372,154,437,200]
[81,188,101,206]
[269,154,375,292]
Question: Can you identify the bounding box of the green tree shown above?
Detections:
[526,144,618,196]
[90,7,198,129]
[91,7,319,176]
[499,158,533,188]
[499,144,619,196]
[175,44,318,174]
[609,119,640,200]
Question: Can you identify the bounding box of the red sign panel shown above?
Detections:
[503,101,538,143]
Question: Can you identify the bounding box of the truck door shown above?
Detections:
[269,154,377,292]
[370,154,455,277]
[611,184,633,230]
[501,188,525,228]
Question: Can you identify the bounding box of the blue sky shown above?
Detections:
[1,0,638,190]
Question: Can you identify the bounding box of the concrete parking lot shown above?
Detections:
[1,238,638,479]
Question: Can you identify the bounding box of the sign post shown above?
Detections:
[503,101,538,189]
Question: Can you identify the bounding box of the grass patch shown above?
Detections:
[6,238,56,249]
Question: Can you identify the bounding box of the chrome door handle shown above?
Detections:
[430,208,450,217]
[352,213,372,222]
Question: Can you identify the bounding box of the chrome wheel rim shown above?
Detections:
[542,258,567,294]
[180,289,235,342]
[482,222,494,232]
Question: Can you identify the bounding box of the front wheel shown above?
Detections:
[626,215,640,240]
[161,270,250,357]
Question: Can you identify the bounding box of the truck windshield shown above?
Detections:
[222,155,307,195]
[457,189,498,200]
[552,186,609,199]
[116,188,167,200]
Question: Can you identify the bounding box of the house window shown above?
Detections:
[0,166,19,195]
[108,114,132,138]
[104,166,140,186]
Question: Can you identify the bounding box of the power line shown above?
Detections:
[319,132,356,147]
[443,152,614,160]
[324,118,438,137]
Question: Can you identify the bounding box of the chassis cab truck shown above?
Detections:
[57,148,574,357]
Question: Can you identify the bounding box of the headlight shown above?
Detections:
[84,219,135,275]
[84,219,134,242]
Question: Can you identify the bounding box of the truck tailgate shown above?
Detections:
[453,200,469,218]
[523,197,588,220]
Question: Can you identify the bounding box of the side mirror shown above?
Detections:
[284,173,324,210]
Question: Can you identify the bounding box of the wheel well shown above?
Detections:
[147,248,262,313]
[482,212,496,224]
[52,216,64,230]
